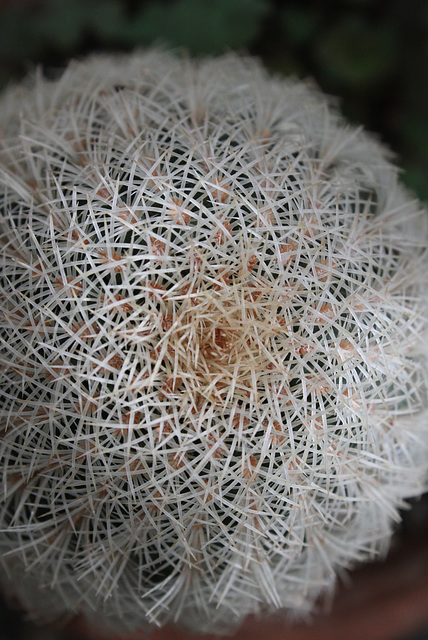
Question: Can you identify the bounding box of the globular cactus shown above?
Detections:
[0,50,428,635]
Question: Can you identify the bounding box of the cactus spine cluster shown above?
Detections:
[0,50,427,634]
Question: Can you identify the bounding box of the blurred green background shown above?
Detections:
[0,0,427,200]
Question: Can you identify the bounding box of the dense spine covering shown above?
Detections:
[0,51,428,634]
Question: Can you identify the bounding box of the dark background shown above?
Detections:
[0,1,427,639]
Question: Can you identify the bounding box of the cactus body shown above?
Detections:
[0,51,428,634]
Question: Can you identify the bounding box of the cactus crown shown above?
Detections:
[0,51,428,634]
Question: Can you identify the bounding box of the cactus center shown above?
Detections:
[157,280,291,409]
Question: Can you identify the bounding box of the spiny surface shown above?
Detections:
[0,51,428,634]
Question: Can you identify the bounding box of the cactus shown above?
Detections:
[0,50,427,635]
